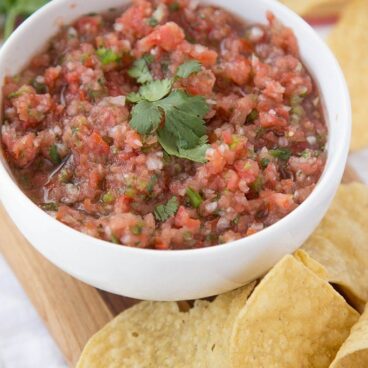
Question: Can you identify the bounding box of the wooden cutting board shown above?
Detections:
[0,165,361,367]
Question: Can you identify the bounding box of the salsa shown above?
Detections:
[1,0,327,250]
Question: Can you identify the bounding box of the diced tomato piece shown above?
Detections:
[179,41,218,67]
[206,148,227,175]
[182,70,216,96]
[222,131,233,145]
[87,132,110,155]
[226,169,239,191]
[234,159,260,184]
[136,22,185,55]
[115,0,153,39]
[175,206,201,231]
[221,56,251,85]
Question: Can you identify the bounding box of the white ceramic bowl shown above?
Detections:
[0,0,351,301]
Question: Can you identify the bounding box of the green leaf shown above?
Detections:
[156,90,208,149]
[147,17,158,27]
[127,92,143,103]
[128,58,153,84]
[146,175,158,193]
[154,196,179,222]
[186,187,203,208]
[260,158,270,169]
[158,130,209,163]
[246,109,259,124]
[96,48,120,65]
[250,175,264,193]
[49,144,61,165]
[139,79,172,102]
[4,0,49,38]
[269,148,291,161]
[176,60,201,79]
[130,100,162,135]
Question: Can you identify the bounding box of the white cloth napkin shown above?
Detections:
[0,256,67,368]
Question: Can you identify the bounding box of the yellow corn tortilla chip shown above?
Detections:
[230,255,359,368]
[302,183,368,311]
[77,283,255,368]
[279,0,347,17]
[330,305,368,367]
[328,0,368,150]
[294,249,329,280]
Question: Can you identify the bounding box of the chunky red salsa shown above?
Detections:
[1,0,327,249]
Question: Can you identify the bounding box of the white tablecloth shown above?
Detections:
[0,23,367,368]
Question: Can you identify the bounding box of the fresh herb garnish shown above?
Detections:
[2,0,49,39]
[128,58,209,163]
[269,148,291,161]
[146,175,158,193]
[154,196,179,222]
[147,17,159,27]
[186,187,203,208]
[49,144,61,165]
[246,109,259,124]
[138,79,173,102]
[260,157,270,169]
[128,58,153,84]
[250,176,264,194]
[175,60,201,79]
[96,48,120,65]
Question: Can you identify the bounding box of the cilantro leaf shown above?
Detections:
[154,196,179,221]
[127,92,143,103]
[158,129,209,163]
[139,79,172,102]
[176,60,201,79]
[156,90,208,149]
[96,48,120,65]
[128,58,153,84]
[3,0,49,39]
[130,100,162,135]
[49,144,61,165]
[269,148,291,161]
[186,187,203,208]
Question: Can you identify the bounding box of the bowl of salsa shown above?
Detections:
[0,0,351,300]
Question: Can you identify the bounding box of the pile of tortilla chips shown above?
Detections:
[280,0,348,18]
[327,0,368,151]
[77,183,368,368]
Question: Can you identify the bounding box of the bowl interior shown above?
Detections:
[0,0,349,186]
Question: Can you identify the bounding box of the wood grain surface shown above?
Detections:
[0,166,362,367]
[0,206,137,367]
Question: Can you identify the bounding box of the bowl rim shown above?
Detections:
[0,0,351,258]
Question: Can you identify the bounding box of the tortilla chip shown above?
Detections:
[328,0,368,150]
[77,283,255,367]
[302,183,368,311]
[280,0,347,17]
[230,255,359,368]
[330,305,368,367]
[294,249,329,280]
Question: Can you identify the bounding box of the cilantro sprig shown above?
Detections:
[154,196,179,222]
[1,0,49,39]
[127,58,209,163]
